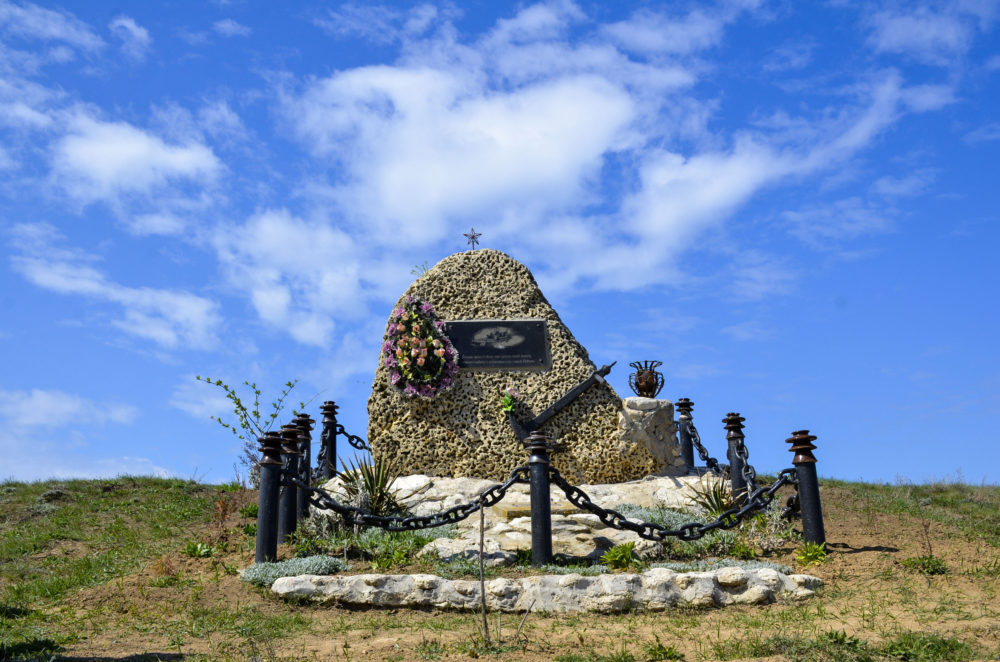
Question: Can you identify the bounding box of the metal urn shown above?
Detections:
[628,360,664,398]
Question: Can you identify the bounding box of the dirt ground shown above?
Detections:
[52,485,1000,661]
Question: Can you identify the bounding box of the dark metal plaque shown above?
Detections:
[443,319,550,370]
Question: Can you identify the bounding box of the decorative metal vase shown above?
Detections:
[628,360,665,398]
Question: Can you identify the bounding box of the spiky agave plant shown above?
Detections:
[336,454,405,518]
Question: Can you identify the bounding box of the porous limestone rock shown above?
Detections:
[618,397,685,475]
[367,249,656,484]
[271,567,822,613]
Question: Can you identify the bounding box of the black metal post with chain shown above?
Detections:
[675,398,695,473]
[277,424,301,543]
[294,414,314,519]
[787,430,825,545]
[255,431,282,563]
[318,401,338,481]
[524,431,554,566]
[725,413,747,504]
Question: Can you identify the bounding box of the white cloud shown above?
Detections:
[0,1,104,52]
[213,209,364,346]
[51,114,221,203]
[213,18,251,37]
[782,197,895,249]
[313,3,445,43]
[0,388,137,429]
[169,378,232,420]
[964,122,1000,143]
[727,251,797,300]
[866,5,996,66]
[871,169,936,197]
[125,212,187,236]
[109,15,151,61]
[9,222,222,350]
[722,320,776,342]
[604,7,727,55]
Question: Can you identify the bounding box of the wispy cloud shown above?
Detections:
[0,388,137,429]
[109,15,151,62]
[782,197,894,250]
[865,5,997,66]
[213,18,251,37]
[871,168,936,197]
[51,114,221,204]
[9,223,222,350]
[0,0,104,52]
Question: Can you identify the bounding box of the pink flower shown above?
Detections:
[390,371,401,384]
[411,324,420,334]
[396,323,406,333]
[435,348,445,357]
[396,348,404,358]
[411,348,419,357]
[416,357,425,366]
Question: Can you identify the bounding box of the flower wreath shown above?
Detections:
[381,296,459,398]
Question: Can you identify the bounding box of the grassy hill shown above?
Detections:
[2,476,999,661]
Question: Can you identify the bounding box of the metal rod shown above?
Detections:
[525,431,553,566]
[725,413,747,504]
[319,401,339,480]
[787,430,826,545]
[277,424,301,544]
[295,413,314,520]
[255,431,283,563]
[676,398,695,473]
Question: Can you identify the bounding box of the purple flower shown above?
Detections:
[390,370,401,384]
[435,320,445,331]
[420,384,435,397]
[382,340,393,352]
[393,307,404,318]
[403,384,418,396]
[406,295,416,304]
[385,355,398,368]
[420,302,434,314]
[440,376,452,389]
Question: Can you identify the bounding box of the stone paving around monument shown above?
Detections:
[286,472,822,612]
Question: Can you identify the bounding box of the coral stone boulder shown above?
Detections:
[367,249,656,484]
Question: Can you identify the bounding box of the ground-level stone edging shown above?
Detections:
[271,567,822,613]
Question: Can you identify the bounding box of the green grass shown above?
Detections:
[828,479,1000,547]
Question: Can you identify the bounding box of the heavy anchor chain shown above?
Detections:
[548,466,797,542]
[279,465,530,531]
[684,418,724,476]
[336,423,371,452]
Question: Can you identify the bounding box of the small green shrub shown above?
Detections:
[795,541,827,566]
[337,454,404,517]
[600,542,643,571]
[730,539,757,560]
[687,477,734,518]
[240,555,352,587]
[882,631,973,661]
[240,503,258,519]
[242,522,257,537]
[643,635,686,661]
[901,555,948,575]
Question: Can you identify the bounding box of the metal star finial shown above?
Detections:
[464,227,482,250]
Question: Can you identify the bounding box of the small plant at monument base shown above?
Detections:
[686,476,735,518]
[600,541,644,571]
[795,541,828,566]
[381,296,459,398]
[336,454,404,517]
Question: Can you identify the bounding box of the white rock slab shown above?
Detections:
[271,567,822,613]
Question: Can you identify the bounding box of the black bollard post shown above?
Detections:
[277,424,301,544]
[787,430,826,545]
[724,413,747,504]
[295,413,314,520]
[675,398,695,473]
[318,401,339,481]
[524,431,553,566]
[255,431,283,563]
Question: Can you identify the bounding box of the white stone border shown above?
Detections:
[271,567,821,613]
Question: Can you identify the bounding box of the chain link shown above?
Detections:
[282,465,530,531]
[685,419,724,476]
[548,466,796,543]
[335,423,372,452]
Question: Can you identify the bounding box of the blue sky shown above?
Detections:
[1,0,998,485]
